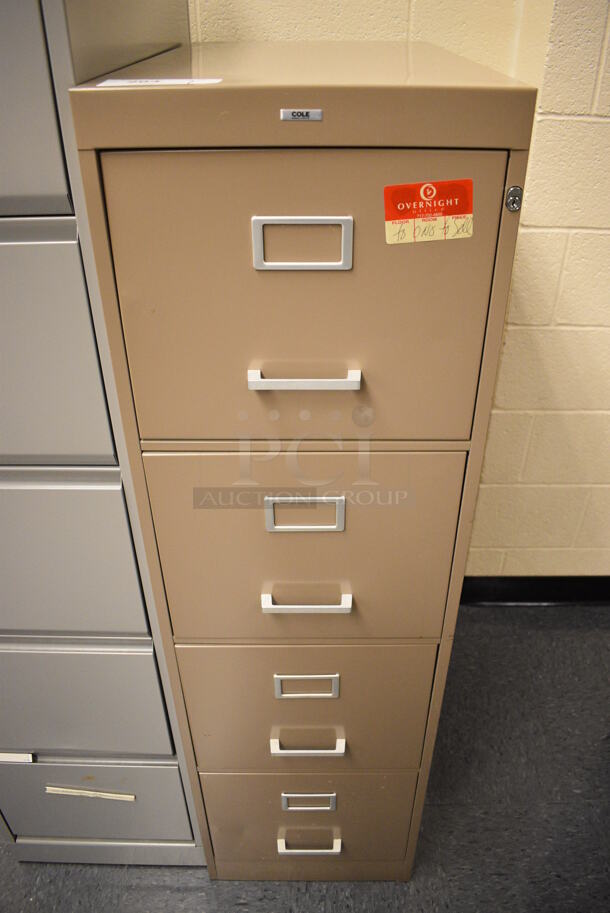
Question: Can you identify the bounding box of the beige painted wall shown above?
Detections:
[189,0,610,576]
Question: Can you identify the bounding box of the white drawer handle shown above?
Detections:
[270,737,346,757]
[251,215,353,271]
[281,792,337,812]
[277,837,342,856]
[274,673,340,699]
[45,785,135,802]
[264,495,345,532]
[262,593,352,614]
[247,369,361,391]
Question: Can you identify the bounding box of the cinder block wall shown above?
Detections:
[469,0,610,576]
[189,0,610,576]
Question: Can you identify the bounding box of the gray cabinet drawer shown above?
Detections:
[0,0,70,215]
[0,224,114,463]
[0,760,191,841]
[0,470,146,635]
[0,643,172,756]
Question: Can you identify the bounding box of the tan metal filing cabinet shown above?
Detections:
[71,41,536,880]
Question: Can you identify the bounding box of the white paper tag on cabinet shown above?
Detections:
[384,179,473,244]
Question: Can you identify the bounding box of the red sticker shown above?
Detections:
[384,179,473,244]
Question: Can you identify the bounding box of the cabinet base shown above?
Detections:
[13,838,206,866]
[214,859,412,881]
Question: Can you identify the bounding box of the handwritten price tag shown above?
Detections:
[384,179,473,245]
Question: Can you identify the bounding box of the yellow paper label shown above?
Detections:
[385,213,474,245]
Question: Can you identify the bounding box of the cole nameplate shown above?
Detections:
[280,108,323,121]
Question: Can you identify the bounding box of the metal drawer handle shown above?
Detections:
[264,495,345,532]
[45,785,136,802]
[270,737,346,757]
[274,673,340,699]
[0,752,33,764]
[277,837,342,856]
[251,215,353,271]
[247,369,361,391]
[281,792,337,812]
[262,593,352,614]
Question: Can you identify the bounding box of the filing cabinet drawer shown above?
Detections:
[176,644,436,771]
[0,643,172,755]
[0,760,191,841]
[0,229,114,463]
[144,451,465,639]
[0,0,70,215]
[202,771,417,862]
[103,147,507,441]
[0,471,147,634]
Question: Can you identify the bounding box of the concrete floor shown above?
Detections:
[1,603,608,913]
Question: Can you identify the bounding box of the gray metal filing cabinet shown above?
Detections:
[0,0,205,866]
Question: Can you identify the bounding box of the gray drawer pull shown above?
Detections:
[277,837,342,856]
[274,673,340,699]
[281,792,337,812]
[248,369,361,391]
[0,752,33,764]
[45,785,136,802]
[0,217,77,244]
[262,592,352,614]
[270,737,346,757]
[251,215,353,270]
[0,466,121,489]
[264,495,345,532]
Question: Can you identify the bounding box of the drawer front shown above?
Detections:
[0,760,191,841]
[0,1,70,215]
[0,472,147,635]
[0,229,114,463]
[202,771,417,862]
[176,644,436,771]
[0,644,172,755]
[144,451,465,639]
[103,147,507,441]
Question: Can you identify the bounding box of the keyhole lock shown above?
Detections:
[505,186,523,212]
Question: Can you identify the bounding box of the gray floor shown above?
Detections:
[1,603,608,913]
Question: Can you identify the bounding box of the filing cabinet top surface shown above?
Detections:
[70,41,536,150]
